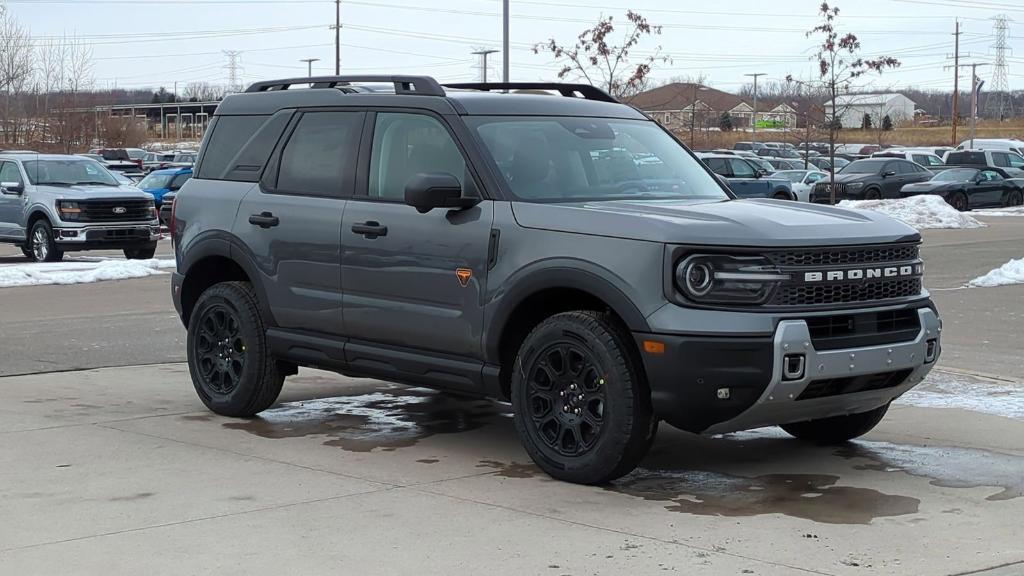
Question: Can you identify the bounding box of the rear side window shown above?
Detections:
[197,115,267,180]
[276,111,363,197]
[946,152,985,165]
[705,158,730,176]
[992,153,1010,168]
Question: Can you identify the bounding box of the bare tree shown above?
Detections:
[534,11,669,99]
[182,81,225,102]
[48,34,95,152]
[788,2,900,203]
[0,3,35,144]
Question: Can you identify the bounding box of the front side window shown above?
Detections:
[22,159,118,186]
[980,170,1003,182]
[368,113,468,201]
[729,158,757,178]
[277,111,363,197]
[1008,153,1024,168]
[469,116,728,203]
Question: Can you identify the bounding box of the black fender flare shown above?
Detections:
[482,261,651,363]
[179,231,276,326]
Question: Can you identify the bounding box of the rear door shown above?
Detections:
[0,161,26,239]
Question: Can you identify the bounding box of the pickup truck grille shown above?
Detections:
[811,182,845,203]
[80,199,153,222]
[764,244,924,307]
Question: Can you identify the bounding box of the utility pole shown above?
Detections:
[502,0,509,83]
[471,48,499,83]
[334,0,341,75]
[744,73,765,142]
[300,58,320,77]
[952,20,960,147]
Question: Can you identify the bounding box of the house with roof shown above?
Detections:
[823,93,916,128]
[626,83,797,131]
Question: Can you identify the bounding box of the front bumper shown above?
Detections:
[637,306,940,434]
[54,224,161,248]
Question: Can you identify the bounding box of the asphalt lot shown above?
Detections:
[0,218,1022,575]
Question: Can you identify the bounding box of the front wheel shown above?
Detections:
[28,220,63,262]
[780,403,890,444]
[511,311,656,484]
[20,245,32,259]
[1004,190,1023,208]
[187,281,284,417]
[864,188,882,200]
[773,191,793,200]
[124,242,157,260]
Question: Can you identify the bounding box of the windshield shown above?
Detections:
[840,159,887,174]
[776,170,807,183]
[933,168,978,182]
[23,158,119,186]
[139,172,174,189]
[468,116,728,202]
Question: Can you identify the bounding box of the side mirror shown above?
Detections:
[755,169,768,178]
[404,172,479,214]
[882,170,897,177]
[0,181,23,194]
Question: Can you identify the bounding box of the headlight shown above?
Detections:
[847,182,864,192]
[675,254,790,305]
[57,200,81,221]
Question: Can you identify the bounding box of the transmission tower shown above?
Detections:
[985,15,1013,121]
[223,50,243,94]
[471,48,499,83]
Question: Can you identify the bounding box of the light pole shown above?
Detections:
[300,58,320,78]
[745,72,765,142]
[502,0,510,83]
[689,84,708,148]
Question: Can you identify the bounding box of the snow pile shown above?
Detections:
[0,258,175,288]
[899,370,1024,420]
[973,206,1024,217]
[838,195,985,230]
[968,258,1024,288]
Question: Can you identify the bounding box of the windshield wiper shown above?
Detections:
[33,181,72,186]
[77,181,116,186]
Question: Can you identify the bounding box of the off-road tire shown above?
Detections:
[511,311,656,484]
[124,242,157,260]
[187,281,284,417]
[780,403,890,444]
[28,220,63,262]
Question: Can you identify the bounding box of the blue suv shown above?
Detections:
[138,167,191,207]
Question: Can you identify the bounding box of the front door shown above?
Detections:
[975,169,1005,207]
[0,161,26,239]
[341,111,493,359]
[726,157,768,198]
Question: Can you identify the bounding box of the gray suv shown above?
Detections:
[171,76,941,484]
[0,154,160,261]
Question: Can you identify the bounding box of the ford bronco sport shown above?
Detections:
[171,76,941,484]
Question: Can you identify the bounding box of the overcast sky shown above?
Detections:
[8,0,1024,94]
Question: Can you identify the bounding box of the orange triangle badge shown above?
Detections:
[455,268,473,287]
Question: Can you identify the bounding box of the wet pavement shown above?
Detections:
[2,363,1022,575]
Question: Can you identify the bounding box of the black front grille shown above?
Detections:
[806,308,921,350]
[80,199,153,222]
[85,228,150,242]
[812,182,846,203]
[771,278,922,307]
[797,369,913,401]
[767,245,919,268]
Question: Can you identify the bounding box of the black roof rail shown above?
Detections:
[443,82,617,103]
[245,75,445,96]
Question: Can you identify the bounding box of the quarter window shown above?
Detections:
[277,111,363,197]
[368,113,468,201]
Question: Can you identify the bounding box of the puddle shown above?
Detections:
[609,469,919,524]
[897,370,1024,420]
[837,441,1024,501]
[223,388,508,452]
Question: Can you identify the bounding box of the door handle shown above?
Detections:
[248,212,279,228]
[351,221,387,238]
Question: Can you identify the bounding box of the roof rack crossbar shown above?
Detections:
[245,75,445,96]
[443,82,617,103]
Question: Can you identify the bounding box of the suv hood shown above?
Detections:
[41,184,155,200]
[511,198,920,247]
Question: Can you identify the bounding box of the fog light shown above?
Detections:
[783,354,806,381]
[59,230,78,238]
[925,339,937,363]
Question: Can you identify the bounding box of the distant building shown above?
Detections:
[627,83,797,131]
[823,93,916,129]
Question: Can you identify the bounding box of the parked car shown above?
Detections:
[900,167,1024,211]
[696,153,796,199]
[143,151,178,173]
[810,158,932,203]
[871,148,945,168]
[775,169,829,202]
[767,158,805,171]
[0,154,159,261]
[171,75,940,485]
[81,151,145,180]
[835,143,880,156]
[171,151,198,166]
[745,156,778,175]
[807,156,851,172]
[955,138,1024,156]
[138,167,192,207]
[757,148,802,159]
[733,141,767,152]
[159,190,176,226]
[931,146,955,159]
[942,149,1024,177]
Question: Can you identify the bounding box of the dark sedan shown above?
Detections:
[810,158,932,203]
[900,167,1024,211]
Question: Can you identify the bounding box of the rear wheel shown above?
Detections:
[948,191,969,212]
[1004,190,1023,208]
[28,220,63,262]
[511,311,656,484]
[124,242,157,260]
[780,403,890,444]
[187,281,284,417]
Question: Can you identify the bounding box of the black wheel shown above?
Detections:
[864,188,882,200]
[780,403,890,444]
[511,311,656,484]
[28,220,63,262]
[187,281,284,417]
[20,245,32,259]
[124,242,157,260]
[948,191,969,212]
[773,191,793,200]
[1004,190,1023,208]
